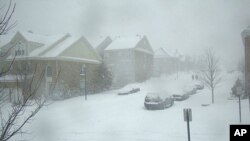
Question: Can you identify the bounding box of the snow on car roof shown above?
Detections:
[146,92,171,99]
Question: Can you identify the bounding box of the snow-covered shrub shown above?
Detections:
[51,80,70,100]
[92,63,113,93]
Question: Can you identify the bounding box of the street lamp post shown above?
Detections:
[237,86,242,123]
[235,78,243,123]
[80,64,87,100]
[84,70,87,100]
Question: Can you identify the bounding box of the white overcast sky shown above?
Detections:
[4,0,250,69]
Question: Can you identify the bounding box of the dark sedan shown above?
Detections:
[144,93,174,110]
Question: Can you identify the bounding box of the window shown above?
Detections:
[21,61,32,74]
[46,66,52,77]
[15,41,25,56]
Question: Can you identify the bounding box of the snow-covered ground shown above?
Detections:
[11,71,250,141]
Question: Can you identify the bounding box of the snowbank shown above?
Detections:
[3,71,249,141]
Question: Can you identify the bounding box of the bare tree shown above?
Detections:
[0,0,16,35]
[0,0,16,107]
[0,62,61,141]
[0,1,59,141]
[0,66,45,141]
[201,48,221,104]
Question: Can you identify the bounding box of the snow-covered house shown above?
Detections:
[0,31,101,101]
[153,48,179,76]
[104,35,154,87]
[93,36,112,59]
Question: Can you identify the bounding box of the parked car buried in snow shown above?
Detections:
[118,88,140,95]
[144,92,174,110]
[172,94,189,101]
[194,82,204,90]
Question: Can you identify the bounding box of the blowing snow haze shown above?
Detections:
[5,0,250,69]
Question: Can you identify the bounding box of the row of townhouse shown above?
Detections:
[0,32,155,102]
[0,31,101,102]
[0,31,183,102]
[94,36,186,85]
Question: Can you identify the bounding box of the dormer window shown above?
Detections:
[15,41,25,56]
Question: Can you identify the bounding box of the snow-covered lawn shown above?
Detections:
[13,71,250,141]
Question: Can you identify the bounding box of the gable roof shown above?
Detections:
[95,36,112,51]
[41,36,81,57]
[154,48,171,58]
[163,48,183,58]
[105,36,142,50]
[20,31,64,45]
[134,36,154,55]
[23,32,69,56]
[2,31,101,64]
[89,36,108,48]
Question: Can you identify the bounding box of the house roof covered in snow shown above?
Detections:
[164,48,183,58]
[154,47,183,59]
[95,36,112,50]
[20,31,65,45]
[105,36,143,50]
[41,36,81,57]
[89,36,109,48]
[104,35,154,55]
[154,48,171,58]
[1,31,101,64]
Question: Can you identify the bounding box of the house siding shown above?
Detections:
[4,59,99,99]
[134,50,153,82]
[153,57,178,76]
[104,49,135,87]
[60,39,101,62]
[244,36,250,97]
[104,36,153,87]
